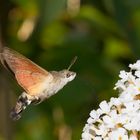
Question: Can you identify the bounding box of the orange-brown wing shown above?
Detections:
[0,47,52,95]
[15,70,53,95]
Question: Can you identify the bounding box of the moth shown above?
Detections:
[0,47,77,120]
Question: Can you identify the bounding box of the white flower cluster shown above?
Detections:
[82,60,140,140]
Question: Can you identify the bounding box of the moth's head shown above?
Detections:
[58,56,77,82]
[59,69,76,82]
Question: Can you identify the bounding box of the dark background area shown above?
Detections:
[0,0,140,140]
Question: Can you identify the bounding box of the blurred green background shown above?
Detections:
[0,0,140,140]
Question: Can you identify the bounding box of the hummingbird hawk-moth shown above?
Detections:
[0,47,77,120]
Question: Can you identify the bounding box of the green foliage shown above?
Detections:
[1,0,140,139]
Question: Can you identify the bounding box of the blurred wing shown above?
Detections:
[0,47,52,95]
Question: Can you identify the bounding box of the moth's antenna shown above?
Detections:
[67,56,77,70]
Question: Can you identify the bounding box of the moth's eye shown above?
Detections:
[66,73,71,78]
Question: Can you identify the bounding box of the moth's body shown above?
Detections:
[44,70,75,99]
[25,70,75,102]
[0,47,76,120]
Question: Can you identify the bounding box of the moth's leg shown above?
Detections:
[10,92,33,120]
[31,96,42,105]
[19,93,41,105]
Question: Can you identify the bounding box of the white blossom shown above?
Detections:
[82,60,140,140]
[99,101,110,114]
[129,60,140,70]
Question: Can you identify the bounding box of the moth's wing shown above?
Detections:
[0,47,53,95]
[15,70,53,96]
